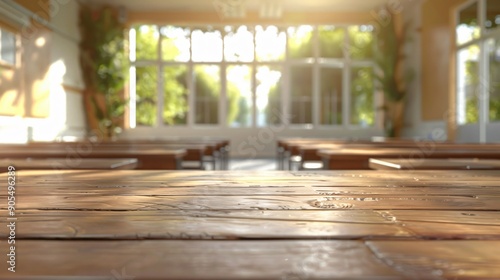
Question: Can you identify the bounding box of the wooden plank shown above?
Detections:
[4,210,500,240]
[0,210,410,240]
[5,183,500,197]
[0,158,138,170]
[12,169,500,181]
[3,184,319,196]
[3,194,500,211]
[0,240,401,279]
[366,240,500,279]
[376,210,500,239]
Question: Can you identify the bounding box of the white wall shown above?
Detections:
[122,126,383,158]
[0,0,86,143]
[47,0,86,140]
[401,0,448,141]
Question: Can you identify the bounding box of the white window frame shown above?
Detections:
[128,24,378,130]
[455,0,500,142]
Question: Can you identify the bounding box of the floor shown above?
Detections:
[229,158,276,171]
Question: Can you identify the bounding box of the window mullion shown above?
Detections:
[156,25,164,127]
[129,28,137,129]
[187,29,194,127]
[312,26,320,127]
[342,27,350,127]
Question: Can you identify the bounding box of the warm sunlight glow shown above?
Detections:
[224,25,253,62]
[255,25,286,61]
[28,59,68,141]
[457,24,480,45]
[192,28,223,62]
[35,37,46,47]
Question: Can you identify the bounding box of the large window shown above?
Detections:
[0,28,16,66]
[456,0,500,125]
[129,24,375,128]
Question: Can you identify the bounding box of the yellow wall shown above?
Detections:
[421,0,465,123]
[127,11,373,26]
[0,0,51,118]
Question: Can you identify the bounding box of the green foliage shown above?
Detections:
[349,26,374,59]
[466,97,479,123]
[265,83,282,125]
[288,27,313,58]
[193,66,220,124]
[135,66,157,126]
[490,100,500,121]
[164,66,188,125]
[226,79,242,126]
[351,67,375,126]
[373,13,413,103]
[318,26,344,58]
[489,49,500,122]
[79,5,128,135]
[135,25,158,60]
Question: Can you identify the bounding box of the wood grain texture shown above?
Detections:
[0,169,499,279]
[0,240,401,279]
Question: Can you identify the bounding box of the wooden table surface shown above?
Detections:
[1,170,500,279]
[0,158,138,170]
[370,158,500,170]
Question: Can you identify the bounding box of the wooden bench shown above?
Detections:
[1,169,499,279]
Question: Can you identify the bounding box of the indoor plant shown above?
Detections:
[373,8,414,138]
[79,4,128,139]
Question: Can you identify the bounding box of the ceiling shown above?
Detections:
[83,0,391,13]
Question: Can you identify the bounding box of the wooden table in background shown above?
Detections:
[0,148,186,170]
[369,158,500,170]
[1,170,500,279]
[319,148,500,170]
[0,158,138,170]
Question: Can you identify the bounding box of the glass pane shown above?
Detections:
[318,26,344,58]
[256,66,282,126]
[160,26,190,62]
[163,65,188,125]
[288,25,314,59]
[290,66,313,124]
[457,45,480,124]
[349,25,374,60]
[457,2,480,45]
[0,29,16,65]
[194,65,220,124]
[255,25,286,61]
[136,66,158,126]
[320,68,343,125]
[134,25,159,60]
[351,67,374,126]
[224,26,254,62]
[488,38,500,122]
[485,0,500,31]
[227,65,252,127]
[192,28,223,62]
